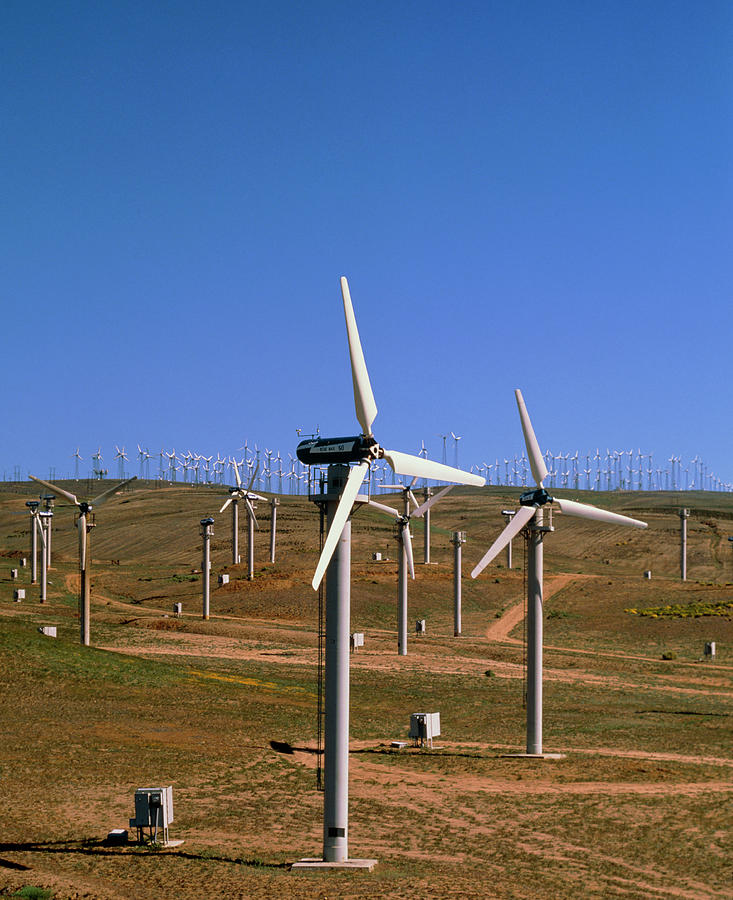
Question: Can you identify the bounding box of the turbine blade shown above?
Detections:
[383,450,485,487]
[29,475,78,506]
[515,390,548,487]
[246,461,260,492]
[341,276,378,436]
[367,499,401,518]
[403,523,415,579]
[231,458,242,488]
[411,484,453,517]
[220,497,233,513]
[92,476,137,507]
[249,493,267,502]
[471,505,536,578]
[407,490,420,511]
[312,461,369,590]
[554,497,647,528]
[245,497,259,529]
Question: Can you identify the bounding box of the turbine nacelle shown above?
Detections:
[519,488,553,508]
[296,435,379,466]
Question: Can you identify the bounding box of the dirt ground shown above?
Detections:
[0,482,731,899]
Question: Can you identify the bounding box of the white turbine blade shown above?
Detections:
[36,516,47,549]
[231,458,242,488]
[244,497,259,529]
[341,276,378,436]
[380,483,406,490]
[29,475,78,506]
[411,484,453,517]
[471,505,536,578]
[312,461,369,590]
[554,498,647,529]
[407,489,420,511]
[246,461,260,492]
[220,497,233,513]
[249,492,267,502]
[92,476,137,507]
[367,499,401,519]
[515,390,548,487]
[383,450,485,487]
[403,523,415,579]
[78,514,87,571]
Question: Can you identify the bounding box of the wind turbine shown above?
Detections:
[28,474,136,645]
[220,459,263,578]
[471,390,646,757]
[71,448,83,480]
[450,431,462,468]
[114,446,128,481]
[367,479,451,654]
[293,276,484,869]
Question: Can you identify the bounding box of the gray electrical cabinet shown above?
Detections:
[409,712,440,747]
[130,786,174,845]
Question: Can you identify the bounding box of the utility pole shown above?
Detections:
[451,531,466,636]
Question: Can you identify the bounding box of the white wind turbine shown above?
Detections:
[367,479,453,654]
[220,459,264,578]
[471,390,646,757]
[293,276,484,869]
[71,447,83,480]
[114,446,128,481]
[29,473,136,645]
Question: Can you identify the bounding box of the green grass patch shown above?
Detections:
[625,599,733,618]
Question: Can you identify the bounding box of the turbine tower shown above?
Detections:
[294,276,483,870]
[471,390,646,757]
[29,474,136,645]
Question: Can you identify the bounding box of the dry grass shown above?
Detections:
[0,481,731,899]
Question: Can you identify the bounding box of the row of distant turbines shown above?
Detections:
[11,444,732,494]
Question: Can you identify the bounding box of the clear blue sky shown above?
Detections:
[2,1,731,484]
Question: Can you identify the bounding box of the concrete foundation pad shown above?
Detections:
[292,857,377,872]
[501,752,566,760]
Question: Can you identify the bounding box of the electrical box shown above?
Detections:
[173,602,182,618]
[10,569,18,580]
[704,641,717,659]
[415,619,426,634]
[218,574,229,585]
[38,626,57,637]
[350,632,364,651]
[14,589,25,601]
[409,712,440,747]
[372,552,382,561]
[643,570,652,580]
[130,786,174,844]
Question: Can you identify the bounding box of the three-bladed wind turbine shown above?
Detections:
[220,459,263,578]
[293,277,484,870]
[298,277,485,592]
[471,390,646,757]
[370,481,456,651]
[71,448,83,480]
[29,474,137,645]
